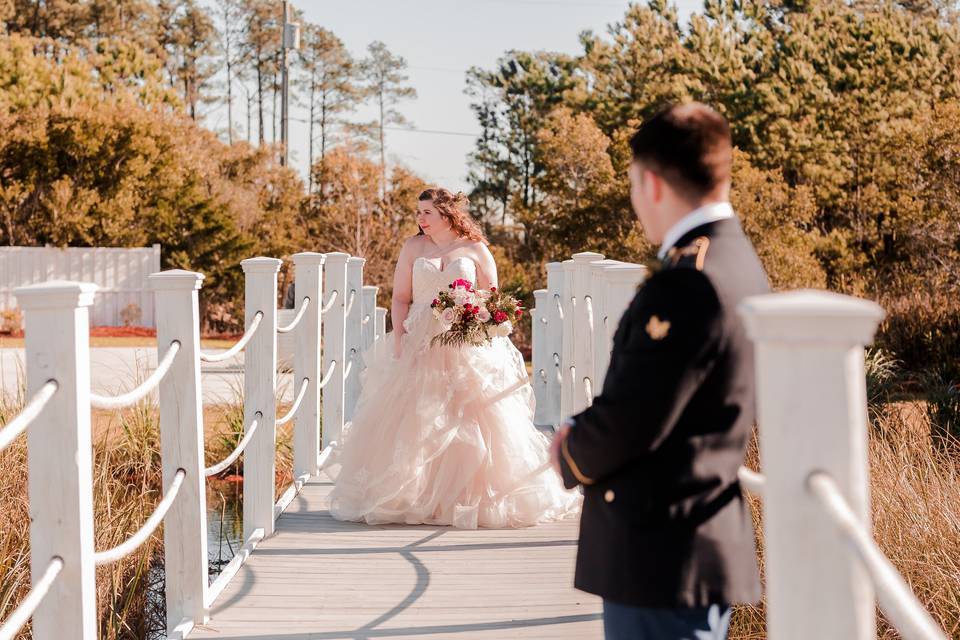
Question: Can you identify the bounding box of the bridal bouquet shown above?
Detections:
[430,278,523,348]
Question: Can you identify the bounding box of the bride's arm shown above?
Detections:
[391,239,418,353]
[474,244,498,290]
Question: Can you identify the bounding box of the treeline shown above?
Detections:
[466,0,960,386]
[0,0,422,329]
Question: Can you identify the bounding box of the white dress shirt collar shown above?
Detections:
[657,201,735,260]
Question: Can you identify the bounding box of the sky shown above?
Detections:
[211,0,702,192]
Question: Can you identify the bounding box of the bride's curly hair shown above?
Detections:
[418,188,488,245]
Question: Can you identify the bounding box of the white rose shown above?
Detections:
[476,306,491,323]
[452,288,472,306]
[496,320,513,337]
[440,307,457,328]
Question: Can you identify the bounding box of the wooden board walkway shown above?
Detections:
[191,473,602,640]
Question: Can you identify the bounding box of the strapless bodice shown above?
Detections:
[412,256,477,305]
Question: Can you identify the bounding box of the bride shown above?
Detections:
[328,187,580,529]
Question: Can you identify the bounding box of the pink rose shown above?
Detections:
[476,306,491,323]
[440,307,456,327]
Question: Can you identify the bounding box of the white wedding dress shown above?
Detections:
[327,255,580,529]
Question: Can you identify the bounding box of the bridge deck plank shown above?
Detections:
[190,473,600,639]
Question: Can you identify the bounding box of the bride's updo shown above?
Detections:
[418,188,488,245]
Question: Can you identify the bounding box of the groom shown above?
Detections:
[551,102,766,639]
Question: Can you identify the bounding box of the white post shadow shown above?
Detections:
[739,290,884,640]
[531,289,551,427]
[322,253,348,449]
[343,257,365,422]
[148,270,209,630]
[593,263,647,391]
[16,282,98,639]
[544,262,565,426]
[241,257,281,540]
[291,252,324,478]
[361,285,379,359]
[374,307,387,358]
[570,252,604,414]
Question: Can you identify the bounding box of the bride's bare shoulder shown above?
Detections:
[399,235,431,259]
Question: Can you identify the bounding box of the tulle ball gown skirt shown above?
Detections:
[327,303,580,529]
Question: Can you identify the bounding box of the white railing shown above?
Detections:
[0,251,388,640]
[532,261,948,640]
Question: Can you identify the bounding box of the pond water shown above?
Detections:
[146,486,243,639]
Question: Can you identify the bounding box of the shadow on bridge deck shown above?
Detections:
[190,474,600,640]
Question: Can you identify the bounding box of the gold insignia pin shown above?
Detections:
[645,315,670,340]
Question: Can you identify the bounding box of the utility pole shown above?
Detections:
[280,1,300,167]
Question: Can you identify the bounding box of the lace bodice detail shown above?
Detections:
[412,256,477,305]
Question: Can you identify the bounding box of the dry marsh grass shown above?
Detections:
[731,404,960,639]
[0,376,295,639]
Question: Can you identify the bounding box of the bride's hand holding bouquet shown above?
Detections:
[430,278,523,348]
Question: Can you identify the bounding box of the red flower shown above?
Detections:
[451,278,473,291]
[432,298,440,307]
[494,310,508,324]
[515,309,522,317]
[490,286,497,292]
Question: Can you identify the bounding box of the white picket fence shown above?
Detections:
[0,248,950,640]
[0,245,162,328]
[0,251,386,640]
[531,251,948,640]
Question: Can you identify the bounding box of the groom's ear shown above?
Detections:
[643,167,663,204]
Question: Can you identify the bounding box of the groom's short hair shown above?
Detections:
[629,102,732,200]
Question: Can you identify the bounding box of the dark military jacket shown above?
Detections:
[559,217,768,608]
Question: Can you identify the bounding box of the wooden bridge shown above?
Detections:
[0,250,948,640]
[192,474,600,639]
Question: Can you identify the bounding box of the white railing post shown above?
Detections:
[594,263,646,390]
[545,262,565,426]
[291,252,324,478]
[361,285,379,356]
[344,257,365,421]
[374,307,387,358]
[739,290,885,640]
[241,257,281,540]
[531,289,551,427]
[148,270,209,631]
[559,259,576,421]
[15,281,98,639]
[570,252,604,413]
[322,253,348,449]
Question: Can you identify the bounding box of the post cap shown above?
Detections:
[240,257,283,273]
[362,285,379,294]
[533,289,548,301]
[148,269,204,291]
[347,256,366,267]
[546,262,564,273]
[572,252,605,263]
[323,252,350,264]
[739,290,885,345]
[14,281,97,310]
[601,263,648,284]
[291,252,326,266]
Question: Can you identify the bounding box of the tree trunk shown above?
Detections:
[378,85,386,200]
[307,69,316,196]
[257,58,265,144]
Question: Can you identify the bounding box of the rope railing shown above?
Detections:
[90,341,181,409]
[343,359,354,382]
[553,293,564,321]
[199,311,264,363]
[94,469,186,566]
[276,378,310,426]
[204,412,262,477]
[320,289,339,315]
[276,297,310,334]
[317,359,338,390]
[583,377,593,402]
[0,556,63,640]
[362,313,371,325]
[538,368,547,384]
[738,466,766,496]
[0,379,58,453]
[343,288,358,317]
[807,472,947,640]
